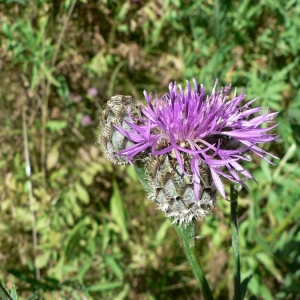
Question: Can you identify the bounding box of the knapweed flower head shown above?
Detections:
[117,79,278,202]
[145,153,217,224]
[98,95,148,165]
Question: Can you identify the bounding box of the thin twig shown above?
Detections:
[22,106,40,281]
[41,0,77,177]
[51,0,77,67]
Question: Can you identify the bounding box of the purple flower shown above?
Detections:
[69,93,82,103]
[81,115,92,127]
[87,87,98,97]
[117,79,278,201]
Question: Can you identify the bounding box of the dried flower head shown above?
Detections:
[117,79,278,202]
[98,95,147,164]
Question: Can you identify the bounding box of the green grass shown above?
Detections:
[0,0,299,299]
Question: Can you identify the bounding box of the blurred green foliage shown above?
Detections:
[0,0,299,299]
[0,281,18,300]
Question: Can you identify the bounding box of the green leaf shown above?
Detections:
[74,182,90,204]
[10,285,17,300]
[5,0,26,5]
[56,76,70,102]
[256,252,283,282]
[110,180,128,241]
[64,220,87,260]
[260,160,272,183]
[2,22,11,36]
[134,162,151,193]
[114,283,130,300]
[86,282,122,292]
[80,171,94,186]
[154,219,171,246]
[259,285,273,300]
[46,120,67,131]
[125,165,138,181]
[70,290,81,300]
[105,256,124,281]
[0,281,13,300]
[30,64,39,91]
[46,145,59,170]
[241,274,253,300]
[77,259,94,283]
[101,222,110,254]
[43,67,61,87]
[36,252,50,269]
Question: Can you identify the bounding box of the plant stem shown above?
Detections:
[22,106,40,280]
[230,183,241,300]
[173,222,214,300]
[41,0,77,177]
[134,163,214,299]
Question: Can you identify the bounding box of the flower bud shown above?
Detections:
[98,95,145,164]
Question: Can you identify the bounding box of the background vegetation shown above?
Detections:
[0,0,299,299]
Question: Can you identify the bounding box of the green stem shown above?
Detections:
[230,184,241,300]
[173,222,214,300]
[134,163,214,299]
